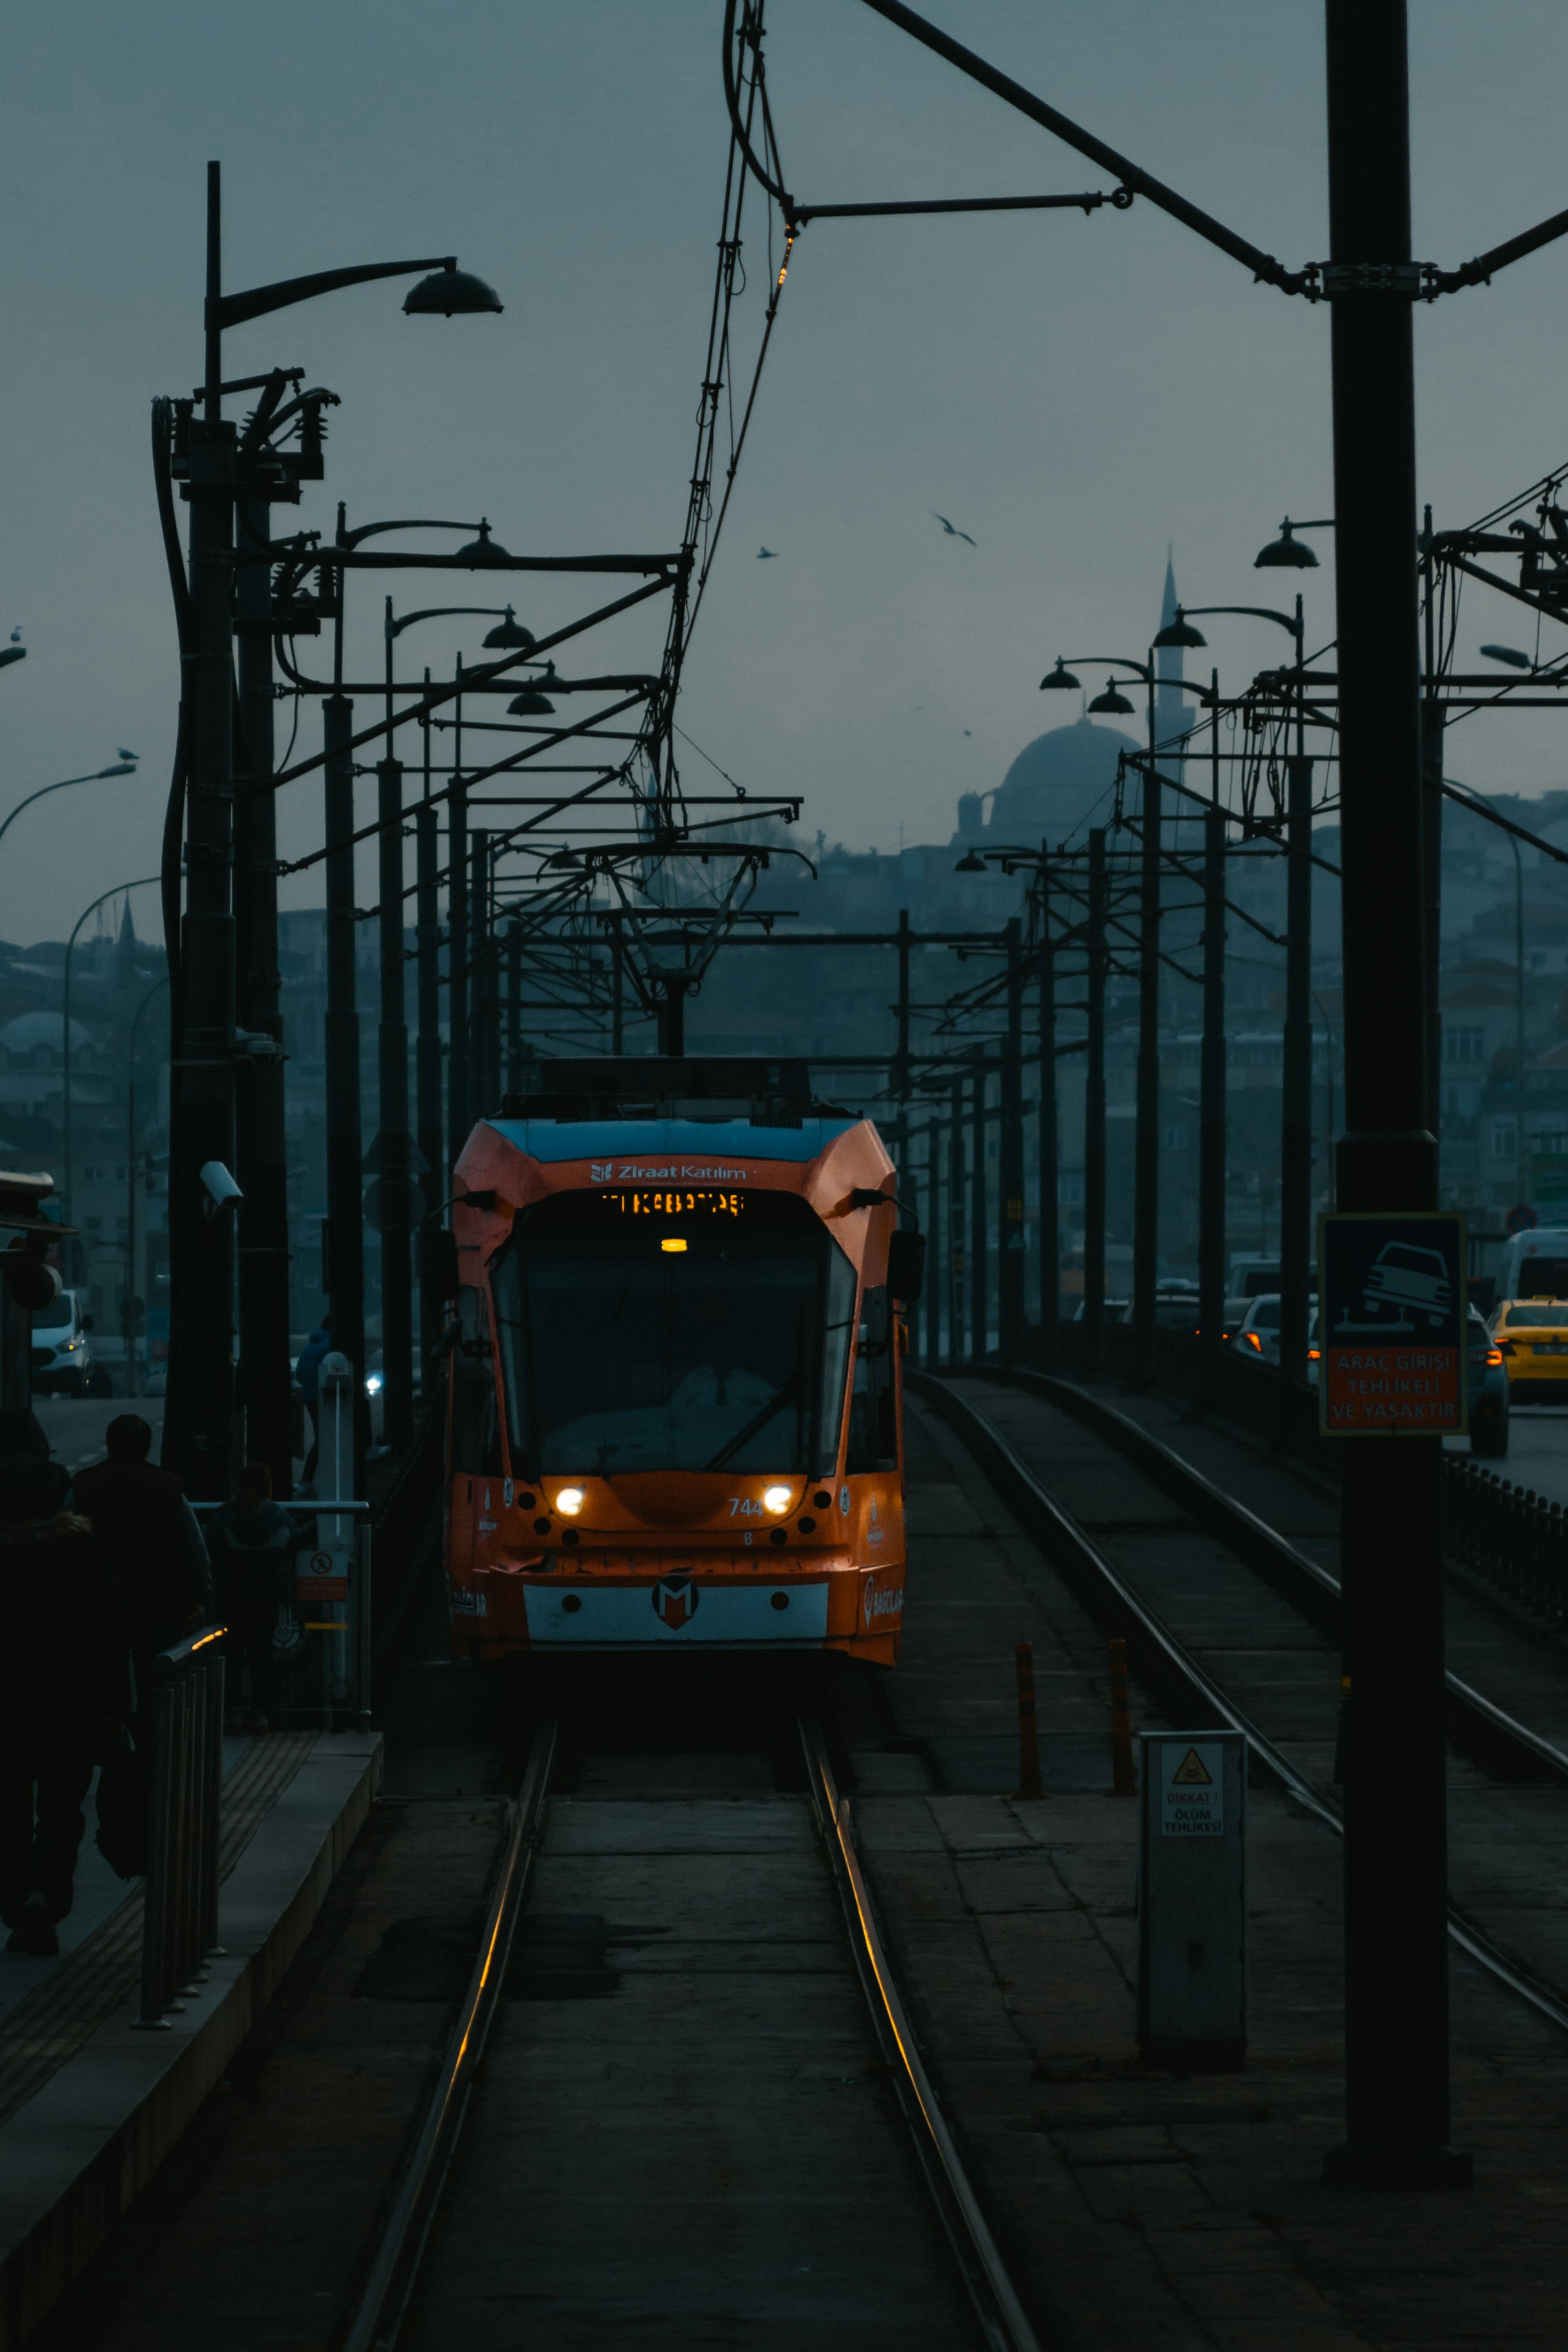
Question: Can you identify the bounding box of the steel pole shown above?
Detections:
[234,492,293,1492]
[1278,755,1314,1421]
[1083,828,1108,1376]
[377,758,414,1454]
[999,916,1026,1359]
[323,695,367,1496]
[167,322,238,1488]
[1037,857,1059,1369]
[1197,725,1228,1410]
[445,677,469,1181]
[947,1077,965,1366]
[1132,750,1162,1382]
[414,758,444,1377]
[969,1046,987,1362]
[470,832,491,1112]
[1323,0,1460,2189]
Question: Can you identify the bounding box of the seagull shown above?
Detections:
[117,748,138,761]
[931,512,976,547]
[757,546,779,559]
[8,628,19,644]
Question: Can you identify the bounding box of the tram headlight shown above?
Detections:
[555,1486,585,1517]
[763,1484,791,1515]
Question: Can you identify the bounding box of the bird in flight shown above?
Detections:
[931,513,976,546]
[117,748,138,762]
[757,546,779,559]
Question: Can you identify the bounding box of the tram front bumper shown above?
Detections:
[521,1575,830,1645]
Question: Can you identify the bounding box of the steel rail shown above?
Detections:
[974,1365,1568,1790]
[798,1713,1047,2352]
[342,1719,557,2352]
[908,1373,1568,2043]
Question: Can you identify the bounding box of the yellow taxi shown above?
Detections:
[1489,1297,1568,1399]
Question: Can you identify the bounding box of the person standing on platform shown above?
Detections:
[206,1463,296,1731]
[73,1414,212,1743]
[0,1451,131,1957]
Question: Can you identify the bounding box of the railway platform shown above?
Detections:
[0,1727,380,2351]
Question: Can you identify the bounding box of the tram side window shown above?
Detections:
[450,1287,503,1476]
[845,1285,897,1473]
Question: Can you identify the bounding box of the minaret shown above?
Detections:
[115,896,138,999]
[1155,546,1189,747]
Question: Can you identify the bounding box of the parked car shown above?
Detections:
[1468,1305,1509,1456]
[30,1287,109,1397]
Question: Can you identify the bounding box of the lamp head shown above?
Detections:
[455,519,512,566]
[1255,517,1319,569]
[1038,657,1081,692]
[953,849,989,874]
[403,262,504,317]
[1088,682,1135,715]
[507,688,556,716]
[1152,608,1207,650]
[482,606,535,649]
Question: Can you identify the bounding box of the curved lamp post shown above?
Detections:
[62,876,161,1289]
[0,760,138,856]
[1159,599,1316,1423]
[1043,648,1214,1374]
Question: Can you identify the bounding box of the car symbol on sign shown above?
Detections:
[1363,1242,1451,1327]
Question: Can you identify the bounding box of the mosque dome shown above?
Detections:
[973,714,1142,849]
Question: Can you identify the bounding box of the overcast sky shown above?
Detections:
[3,0,1567,948]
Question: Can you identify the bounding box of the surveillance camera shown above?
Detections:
[199,1161,244,1220]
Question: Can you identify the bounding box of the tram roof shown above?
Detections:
[483,1115,860,1166]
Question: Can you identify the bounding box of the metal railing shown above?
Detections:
[137,1625,226,2027]
[1442,1455,1568,1628]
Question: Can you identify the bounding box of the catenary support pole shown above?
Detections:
[1037,853,1060,1369]
[1278,754,1314,1424]
[1197,688,1228,1412]
[445,672,469,1182]
[233,485,293,1493]
[923,1112,941,1366]
[1132,752,1162,1382]
[377,757,414,1454]
[414,738,445,1375]
[1322,0,1463,2190]
[323,694,367,1498]
[1083,827,1108,1376]
[947,1077,965,1365]
[167,159,238,1496]
[999,916,1026,1358]
[469,832,491,1112]
[969,1045,987,1362]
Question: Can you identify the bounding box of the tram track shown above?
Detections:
[344,1700,1046,2352]
[910,1366,1568,2044]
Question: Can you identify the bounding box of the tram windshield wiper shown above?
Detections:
[702,1356,806,1473]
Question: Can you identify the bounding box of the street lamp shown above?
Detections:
[1253,517,1333,569]
[168,158,499,1499]
[0,761,139,856]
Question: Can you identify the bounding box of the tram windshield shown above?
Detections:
[491,1190,858,1478]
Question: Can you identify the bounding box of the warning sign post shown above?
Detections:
[1138,1730,1246,2061]
[1318,1211,1467,1437]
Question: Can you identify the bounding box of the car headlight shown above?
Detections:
[555,1486,585,1517]
[763,1484,792,1515]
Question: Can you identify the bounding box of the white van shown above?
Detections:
[30,1287,99,1397]
[1500,1227,1568,1307]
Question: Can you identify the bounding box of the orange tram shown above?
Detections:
[441,1057,923,1666]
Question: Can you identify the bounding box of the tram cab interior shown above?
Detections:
[441,1057,923,1665]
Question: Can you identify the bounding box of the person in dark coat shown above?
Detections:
[0,1452,132,1956]
[206,1463,296,1731]
[72,1415,212,1742]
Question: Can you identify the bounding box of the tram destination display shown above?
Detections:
[1318,1210,1468,1436]
[598,1188,746,1217]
